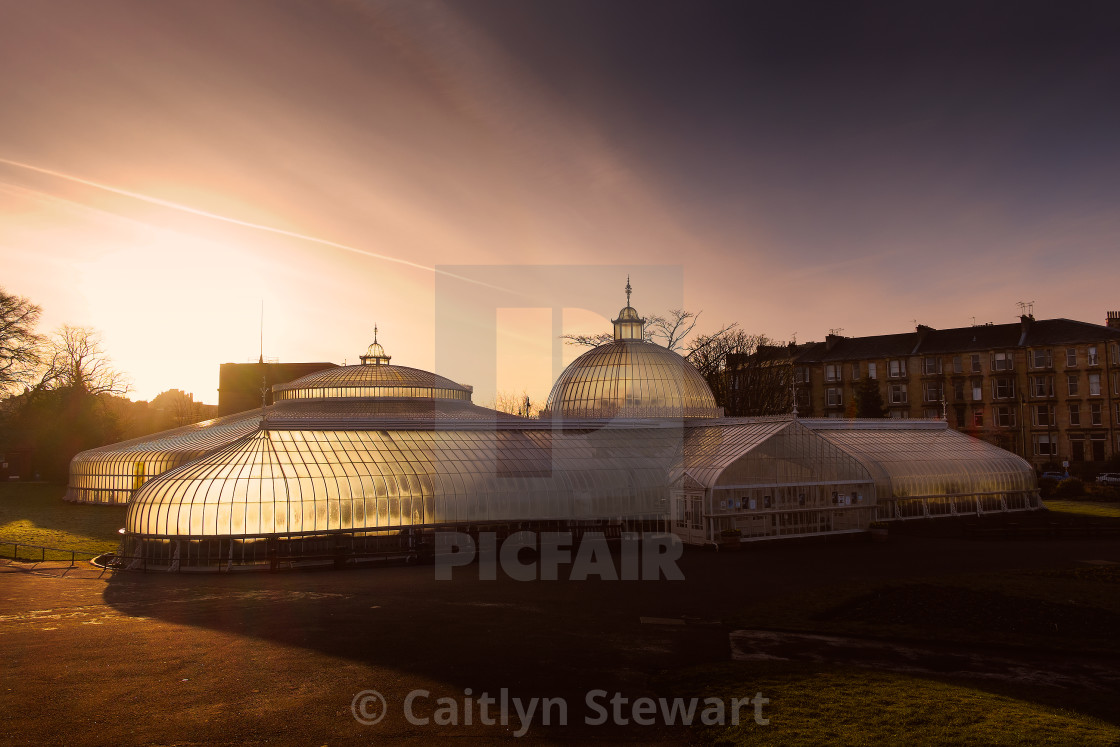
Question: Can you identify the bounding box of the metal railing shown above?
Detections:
[0,541,103,566]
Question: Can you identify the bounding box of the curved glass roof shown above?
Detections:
[272,364,473,402]
[615,306,641,322]
[804,419,1036,499]
[679,418,872,488]
[65,411,261,504]
[125,425,684,538]
[545,339,720,420]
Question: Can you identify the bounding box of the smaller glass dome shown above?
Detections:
[616,306,641,321]
[274,331,473,402]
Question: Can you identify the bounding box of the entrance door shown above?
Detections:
[672,491,707,545]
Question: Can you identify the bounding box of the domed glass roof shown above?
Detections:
[273,364,473,402]
[616,306,641,322]
[545,339,720,419]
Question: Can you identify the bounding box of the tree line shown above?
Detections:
[0,286,210,482]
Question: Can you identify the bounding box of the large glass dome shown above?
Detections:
[546,339,720,419]
[545,284,720,419]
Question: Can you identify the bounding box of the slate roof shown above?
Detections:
[794,318,1120,363]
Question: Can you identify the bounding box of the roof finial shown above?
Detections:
[625,275,632,307]
[374,323,378,344]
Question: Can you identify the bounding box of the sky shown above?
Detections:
[2,0,1118,406]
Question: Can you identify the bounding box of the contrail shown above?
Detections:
[0,156,508,291]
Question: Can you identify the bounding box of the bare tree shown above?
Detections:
[687,328,793,416]
[151,388,205,427]
[561,308,704,350]
[37,325,131,396]
[558,331,615,348]
[0,287,44,394]
[490,389,544,418]
[645,309,700,351]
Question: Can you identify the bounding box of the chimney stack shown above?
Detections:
[1107,311,1120,330]
[1018,314,1034,346]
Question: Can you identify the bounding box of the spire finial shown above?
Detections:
[625,275,632,306]
[374,323,378,344]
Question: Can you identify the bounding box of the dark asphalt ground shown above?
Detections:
[3,533,1120,745]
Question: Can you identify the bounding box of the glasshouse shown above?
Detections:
[66,286,1041,570]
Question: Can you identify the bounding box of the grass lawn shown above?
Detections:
[722,561,1120,657]
[670,535,1120,743]
[661,662,1120,746]
[1044,499,1120,518]
[0,482,125,559]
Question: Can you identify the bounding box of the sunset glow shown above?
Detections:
[3,1,1118,408]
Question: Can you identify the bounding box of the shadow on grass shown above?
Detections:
[91,533,1120,742]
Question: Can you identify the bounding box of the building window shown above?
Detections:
[952,356,963,374]
[826,387,843,406]
[1033,434,1058,456]
[973,409,984,428]
[825,364,841,382]
[1087,346,1099,366]
[953,379,965,401]
[1066,348,1077,367]
[954,405,966,427]
[795,366,810,384]
[796,388,811,410]
[1115,402,1120,424]
[1032,404,1055,427]
[1069,403,1081,427]
[971,378,983,401]
[924,407,940,419]
[1089,373,1101,396]
[1091,434,1106,461]
[992,377,1015,399]
[923,382,943,402]
[851,362,861,380]
[1091,402,1103,426]
[923,357,942,375]
[971,354,982,373]
[1030,375,1054,398]
[867,362,877,379]
[889,383,908,404]
[1112,342,1120,365]
[993,351,1015,371]
[1067,374,1080,397]
[1031,349,1053,369]
[889,409,906,419]
[889,359,906,378]
[1114,371,1120,396]
[995,406,1016,428]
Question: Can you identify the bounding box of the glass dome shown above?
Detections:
[272,364,473,402]
[616,306,641,321]
[545,339,721,419]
